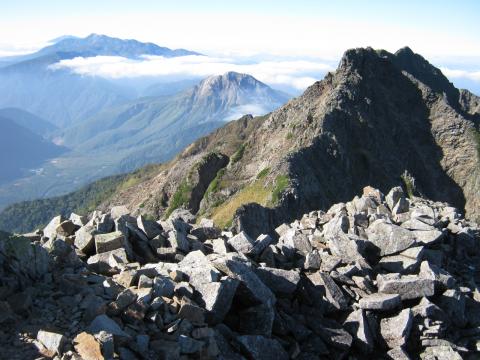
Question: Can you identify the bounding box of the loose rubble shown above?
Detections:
[1,186,480,359]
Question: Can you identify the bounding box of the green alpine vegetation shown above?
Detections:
[0,164,162,234]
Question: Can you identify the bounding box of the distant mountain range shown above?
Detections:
[2,33,200,65]
[61,72,289,161]
[0,68,289,210]
[0,34,200,127]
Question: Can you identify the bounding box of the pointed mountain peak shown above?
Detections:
[86,33,103,39]
[392,46,459,104]
[196,72,267,96]
[395,46,414,56]
[338,47,385,72]
[209,71,262,84]
[334,46,460,106]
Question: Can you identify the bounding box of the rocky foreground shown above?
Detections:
[1,186,480,359]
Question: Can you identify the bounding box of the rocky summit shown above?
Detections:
[1,185,480,359]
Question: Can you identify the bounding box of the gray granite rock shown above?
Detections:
[366,219,416,256]
[358,293,401,311]
[377,273,434,300]
[380,308,412,348]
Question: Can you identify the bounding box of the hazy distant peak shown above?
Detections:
[49,35,80,44]
[34,34,201,60]
[197,72,268,96]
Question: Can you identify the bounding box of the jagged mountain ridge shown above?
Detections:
[95,46,480,237]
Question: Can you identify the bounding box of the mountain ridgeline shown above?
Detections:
[0,34,199,127]
[100,46,480,236]
[1,47,479,235]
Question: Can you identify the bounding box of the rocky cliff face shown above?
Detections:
[2,186,480,359]
[100,47,480,237]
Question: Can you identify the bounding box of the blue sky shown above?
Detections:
[0,0,480,56]
[1,0,479,93]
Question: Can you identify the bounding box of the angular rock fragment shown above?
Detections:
[251,234,272,257]
[178,250,221,288]
[74,225,97,255]
[37,330,66,355]
[227,231,256,255]
[236,335,289,360]
[94,213,114,233]
[358,293,401,311]
[366,220,416,256]
[73,332,104,360]
[195,277,239,324]
[254,267,300,296]
[392,196,409,215]
[87,248,128,274]
[304,250,322,270]
[190,220,221,241]
[153,276,175,298]
[420,345,462,360]
[55,220,77,238]
[379,246,424,273]
[377,273,434,300]
[411,297,447,322]
[70,212,87,227]
[307,272,348,310]
[344,309,374,352]
[412,229,444,245]
[168,227,190,253]
[380,308,412,348]
[88,314,130,338]
[401,218,435,231]
[327,231,368,262]
[386,347,411,360]
[137,215,163,239]
[419,260,455,292]
[43,215,64,240]
[112,289,137,312]
[94,231,127,254]
[178,298,206,325]
[211,255,275,306]
[113,269,138,288]
[279,228,313,256]
[386,187,404,211]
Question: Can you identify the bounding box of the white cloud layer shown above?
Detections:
[440,67,480,82]
[50,55,334,90]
